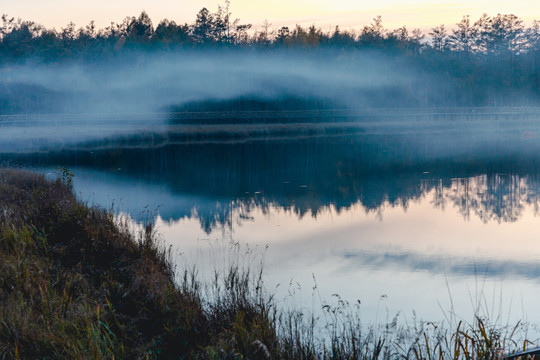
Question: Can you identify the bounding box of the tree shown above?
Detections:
[471,13,525,56]
[291,25,323,47]
[526,20,540,51]
[0,14,15,39]
[126,11,154,45]
[472,13,491,53]
[192,8,213,43]
[61,21,77,47]
[212,5,228,42]
[155,19,190,46]
[255,19,273,46]
[488,14,524,55]
[429,24,448,51]
[449,15,476,53]
[275,26,291,46]
[330,26,356,48]
[2,19,42,58]
[392,26,409,42]
[359,16,385,47]
[231,20,251,45]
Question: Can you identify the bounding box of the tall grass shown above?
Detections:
[0,168,537,359]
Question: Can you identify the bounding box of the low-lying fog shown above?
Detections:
[1,49,540,154]
[0,50,423,114]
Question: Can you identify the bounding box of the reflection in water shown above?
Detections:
[6,133,540,230]
[4,128,540,323]
[343,248,540,279]
[427,174,540,223]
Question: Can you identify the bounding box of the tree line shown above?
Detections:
[2,7,540,107]
[1,9,540,60]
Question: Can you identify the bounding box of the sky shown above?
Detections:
[3,0,540,33]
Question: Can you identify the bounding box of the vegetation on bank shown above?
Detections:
[0,168,277,358]
[0,167,536,359]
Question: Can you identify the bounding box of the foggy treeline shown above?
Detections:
[1,7,540,113]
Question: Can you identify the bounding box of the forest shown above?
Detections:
[1,9,540,59]
[1,8,540,111]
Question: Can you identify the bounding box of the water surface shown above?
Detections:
[5,111,540,326]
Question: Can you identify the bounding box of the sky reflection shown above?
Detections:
[15,130,540,326]
[155,194,540,325]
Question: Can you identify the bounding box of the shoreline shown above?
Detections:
[0,168,535,358]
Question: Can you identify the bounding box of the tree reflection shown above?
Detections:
[436,173,540,223]
[6,134,540,231]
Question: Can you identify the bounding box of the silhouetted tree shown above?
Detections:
[488,14,524,55]
[0,14,15,39]
[330,26,356,48]
[61,21,77,50]
[155,19,190,47]
[429,24,448,51]
[275,26,291,47]
[212,4,229,42]
[449,15,476,53]
[126,11,154,45]
[255,19,273,46]
[2,19,42,58]
[192,8,213,44]
[359,16,385,47]
[526,20,540,51]
[230,20,251,45]
[290,25,324,47]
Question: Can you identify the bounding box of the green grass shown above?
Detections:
[0,168,535,359]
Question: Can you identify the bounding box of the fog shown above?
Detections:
[0,50,419,114]
[1,49,539,154]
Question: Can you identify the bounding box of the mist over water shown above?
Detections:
[0,49,431,151]
[2,48,540,155]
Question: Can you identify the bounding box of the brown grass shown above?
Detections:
[0,168,277,359]
[0,168,535,359]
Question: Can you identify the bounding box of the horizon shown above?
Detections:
[3,0,540,34]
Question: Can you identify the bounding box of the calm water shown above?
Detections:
[5,112,540,326]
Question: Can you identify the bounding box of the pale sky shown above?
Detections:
[3,0,540,33]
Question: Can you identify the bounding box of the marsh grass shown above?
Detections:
[0,168,537,359]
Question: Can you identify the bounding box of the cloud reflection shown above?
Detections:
[342,250,540,280]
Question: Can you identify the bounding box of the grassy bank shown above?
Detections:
[0,168,534,359]
[0,168,279,359]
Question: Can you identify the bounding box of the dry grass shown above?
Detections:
[0,168,275,359]
[0,168,535,359]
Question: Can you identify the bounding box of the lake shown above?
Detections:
[4,109,540,327]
